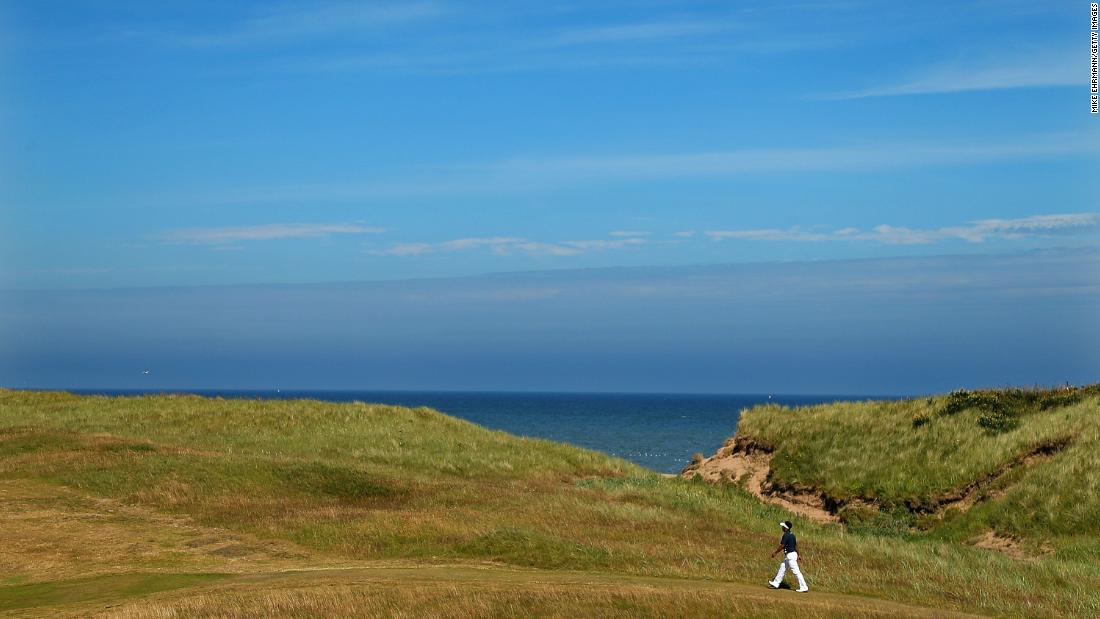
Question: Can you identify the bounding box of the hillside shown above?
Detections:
[0,389,1098,617]
[684,384,1100,554]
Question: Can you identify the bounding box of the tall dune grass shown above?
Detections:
[1,389,1099,617]
[735,385,1100,542]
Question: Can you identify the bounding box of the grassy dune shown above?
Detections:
[0,389,1098,617]
[735,385,1100,547]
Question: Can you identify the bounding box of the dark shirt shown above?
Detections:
[781,531,797,554]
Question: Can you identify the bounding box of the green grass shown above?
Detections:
[1,388,1099,617]
[735,384,1100,543]
[0,573,226,612]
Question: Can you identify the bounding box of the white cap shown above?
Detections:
[780,521,790,530]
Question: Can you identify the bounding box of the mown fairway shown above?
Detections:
[1,389,1098,617]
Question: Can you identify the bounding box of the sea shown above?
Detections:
[70,390,883,473]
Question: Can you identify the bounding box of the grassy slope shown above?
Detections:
[735,387,1100,547]
[0,389,1097,617]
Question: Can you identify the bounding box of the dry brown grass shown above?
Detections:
[2,390,1099,618]
[0,479,317,583]
[86,567,982,619]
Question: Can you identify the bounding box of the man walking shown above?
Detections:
[769,520,808,592]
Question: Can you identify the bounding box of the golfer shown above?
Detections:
[768,520,808,592]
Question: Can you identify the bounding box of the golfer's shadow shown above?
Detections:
[770,581,794,590]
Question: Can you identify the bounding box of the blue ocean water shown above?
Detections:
[69,390,879,473]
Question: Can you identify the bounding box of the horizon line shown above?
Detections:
[14,384,1077,400]
[4,245,1093,295]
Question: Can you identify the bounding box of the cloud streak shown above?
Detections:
[150,133,1099,208]
[161,223,386,245]
[371,236,647,257]
[819,50,1078,99]
[705,213,1100,245]
[547,21,734,46]
[180,2,444,47]
[482,134,1095,179]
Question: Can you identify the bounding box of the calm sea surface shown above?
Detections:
[70,390,883,473]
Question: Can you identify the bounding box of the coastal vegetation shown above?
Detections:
[723,384,1100,544]
[0,387,1098,617]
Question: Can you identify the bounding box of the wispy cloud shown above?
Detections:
[548,21,734,46]
[180,2,444,47]
[819,50,1078,99]
[706,228,834,242]
[371,235,647,257]
[261,35,831,78]
[705,213,1100,245]
[483,134,1094,179]
[244,5,836,77]
[375,236,525,257]
[161,222,386,245]
[609,230,652,237]
[414,134,1095,195]
[146,133,1099,208]
[560,238,647,251]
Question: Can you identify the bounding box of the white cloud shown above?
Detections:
[378,242,434,256]
[375,237,526,256]
[609,230,652,237]
[181,2,444,47]
[865,225,942,245]
[439,237,526,252]
[971,213,1099,234]
[164,133,1099,208]
[820,50,1078,99]
[705,228,833,242]
[260,27,829,77]
[510,242,583,257]
[372,235,647,257]
[161,222,385,244]
[488,134,1095,179]
[705,213,1099,245]
[548,21,734,46]
[561,238,647,251]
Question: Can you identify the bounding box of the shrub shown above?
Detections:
[938,385,1100,434]
[942,389,983,416]
[977,408,1020,433]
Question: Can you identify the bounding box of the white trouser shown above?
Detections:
[771,551,807,590]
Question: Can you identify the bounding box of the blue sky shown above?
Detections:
[1,1,1098,392]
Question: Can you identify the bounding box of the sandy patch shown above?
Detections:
[680,437,836,524]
